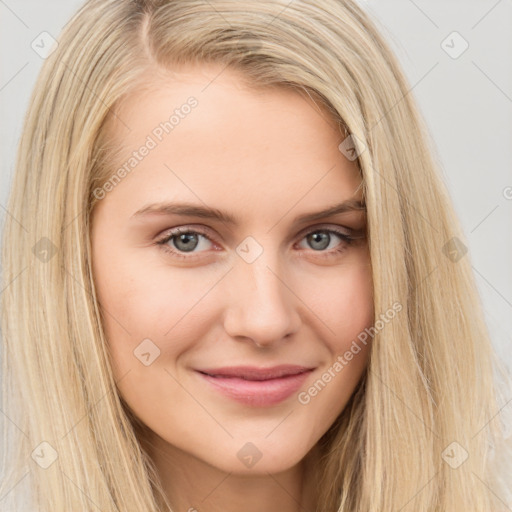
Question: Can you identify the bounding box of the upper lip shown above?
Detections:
[196,365,314,381]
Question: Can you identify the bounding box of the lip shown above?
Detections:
[195,365,314,407]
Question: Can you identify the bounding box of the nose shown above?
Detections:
[222,252,302,348]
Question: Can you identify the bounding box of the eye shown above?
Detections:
[296,226,357,259]
[156,227,214,259]
[155,225,362,260]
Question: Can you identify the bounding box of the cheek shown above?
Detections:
[91,252,216,426]
[334,263,374,375]
[294,259,373,416]
[91,245,225,375]
[335,262,374,347]
[305,257,374,350]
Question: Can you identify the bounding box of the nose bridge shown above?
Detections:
[222,241,300,344]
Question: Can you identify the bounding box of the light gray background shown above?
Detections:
[1,0,511,371]
[0,1,511,508]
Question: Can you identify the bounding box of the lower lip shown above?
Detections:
[196,371,312,407]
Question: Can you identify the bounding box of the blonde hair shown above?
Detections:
[1,0,510,510]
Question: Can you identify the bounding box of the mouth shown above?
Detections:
[196,364,314,380]
[194,365,315,406]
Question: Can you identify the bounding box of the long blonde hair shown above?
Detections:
[1,0,510,510]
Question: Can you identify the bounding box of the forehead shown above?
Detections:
[107,63,350,158]
[97,64,362,220]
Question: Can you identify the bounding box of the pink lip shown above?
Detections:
[195,365,314,406]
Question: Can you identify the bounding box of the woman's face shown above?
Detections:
[90,64,374,476]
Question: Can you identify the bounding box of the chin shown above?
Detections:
[208,437,314,475]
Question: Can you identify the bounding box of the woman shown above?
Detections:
[1,0,510,510]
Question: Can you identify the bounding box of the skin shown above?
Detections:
[90,63,374,512]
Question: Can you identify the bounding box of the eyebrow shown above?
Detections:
[130,198,366,225]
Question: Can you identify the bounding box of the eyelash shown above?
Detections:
[155,225,359,261]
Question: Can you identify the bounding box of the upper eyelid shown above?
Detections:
[157,223,358,247]
[295,223,354,238]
